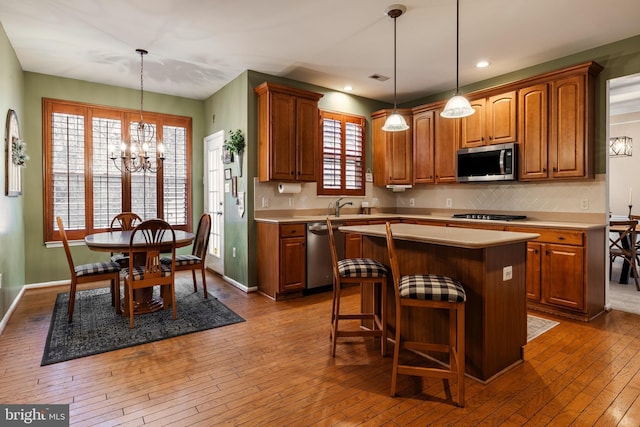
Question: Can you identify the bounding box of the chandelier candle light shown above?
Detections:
[110,48,164,173]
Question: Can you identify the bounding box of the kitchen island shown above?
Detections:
[339,223,539,382]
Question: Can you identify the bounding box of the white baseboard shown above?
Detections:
[222,275,257,293]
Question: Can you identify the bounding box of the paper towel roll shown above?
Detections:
[278,183,302,194]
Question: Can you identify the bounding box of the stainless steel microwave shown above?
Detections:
[456,142,518,182]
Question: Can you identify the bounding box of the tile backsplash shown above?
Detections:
[254,175,606,215]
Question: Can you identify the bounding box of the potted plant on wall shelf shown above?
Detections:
[224,129,245,176]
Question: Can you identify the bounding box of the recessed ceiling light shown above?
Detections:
[476,60,490,68]
[343,85,353,92]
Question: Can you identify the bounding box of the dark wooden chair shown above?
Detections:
[162,213,212,297]
[385,222,466,406]
[610,219,640,290]
[57,216,121,323]
[327,217,389,357]
[109,212,142,266]
[122,219,176,328]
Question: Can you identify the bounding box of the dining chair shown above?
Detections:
[162,213,212,298]
[57,217,122,323]
[609,219,640,290]
[109,212,142,266]
[121,219,177,328]
[384,222,467,406]
[327,217,389,357]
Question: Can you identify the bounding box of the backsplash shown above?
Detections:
[254,175,606,215]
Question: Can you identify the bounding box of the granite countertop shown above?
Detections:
[254,211,606,230]
[339,223,540,249]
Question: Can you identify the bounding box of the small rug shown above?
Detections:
[527,314,559,342]
[41,283,244,366]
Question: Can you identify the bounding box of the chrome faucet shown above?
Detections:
[335,197,353,217]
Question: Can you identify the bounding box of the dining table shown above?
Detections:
[610,216,638,284]
[85,229,195,314]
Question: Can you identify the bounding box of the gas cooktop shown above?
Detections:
[452,213,527,221]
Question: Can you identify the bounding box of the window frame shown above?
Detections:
[318,110,366,196]
[43,98,192,242]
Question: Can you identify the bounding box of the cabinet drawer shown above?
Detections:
[280,224,306,238]
[507,227,583,246]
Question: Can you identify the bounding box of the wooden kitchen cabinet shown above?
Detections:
[372,109,413,185]
[255,82,323,182]
[518,62,602,181]
[507,225,604,321]
[257,222,306,300]
[412,108,435,184]
[434,106,460,184]
[460,91,517,148]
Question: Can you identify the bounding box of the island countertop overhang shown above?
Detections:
[339,223,540,249]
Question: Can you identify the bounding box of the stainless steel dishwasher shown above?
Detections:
[306,222,344,290]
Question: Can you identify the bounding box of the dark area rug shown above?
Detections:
[41,283,245,366]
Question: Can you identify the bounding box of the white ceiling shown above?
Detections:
[1,0,640,109]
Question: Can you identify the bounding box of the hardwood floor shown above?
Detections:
[2,272,640,426]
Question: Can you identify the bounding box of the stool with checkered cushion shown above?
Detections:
[57,217,122,323]
[328,218,390,357]
[385,222,467,407]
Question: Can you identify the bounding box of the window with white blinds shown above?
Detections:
[318,111,365,196]
[43,98,192,242]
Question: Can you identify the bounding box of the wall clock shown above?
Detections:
[5,109,23,196]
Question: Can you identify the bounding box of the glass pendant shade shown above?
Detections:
[440,94,475,118]
[382,111,409,131]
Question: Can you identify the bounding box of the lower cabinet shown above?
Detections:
[257,222,306,300]
[507,226,603,321]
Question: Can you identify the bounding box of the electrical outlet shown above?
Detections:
[581,198,589,210]
[0,273,2,289]
[409,198,415,207]
[261,197,269,208]
[288,197,294,207]
[446,198,453,208]
[232,247,237,258]
[503,265,513,281]
[372,198,379,207]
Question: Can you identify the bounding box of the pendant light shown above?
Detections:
[440,0,475,118]
[382,4,409,132]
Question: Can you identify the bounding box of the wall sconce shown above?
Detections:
[610,136,633,157]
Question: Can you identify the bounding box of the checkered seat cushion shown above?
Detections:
[110,253,129,264]
[120,264,172,280]
[337,258,388,278]
[160,254,201,266]
[75,261,121,277]
[399,274,466,302]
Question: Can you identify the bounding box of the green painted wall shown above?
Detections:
[22,73,205,284]
[0,23,26,319]
[203,72,251,286]
[405,34,640,175]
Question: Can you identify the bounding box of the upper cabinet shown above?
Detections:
[460,91,517,148]
[412,108,435,184]
[518,62,602,181]
[372,109,413,185]
[255,82,323,182]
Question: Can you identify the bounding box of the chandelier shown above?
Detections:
[110,49,164,173]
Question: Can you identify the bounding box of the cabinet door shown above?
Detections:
[550,75,585,179]
[279,236,306,292]
[413,109,435,184]
[434,111,459,183]
[542,243,584,310]
[460,98,486,148]
[526,242,542,301]
[387,119,413,185]
[487,91,517,145]
[270,92,297,181]
[345,233,363,258]
[518,84,549,180]
[296,97,319,181]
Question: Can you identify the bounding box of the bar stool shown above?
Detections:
[327,218,389,357]
[384,222,467,407]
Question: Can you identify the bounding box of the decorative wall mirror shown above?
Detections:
[5,109,24,196]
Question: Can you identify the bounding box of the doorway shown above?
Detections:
[608,73,640,314]
[204,131,225,275]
